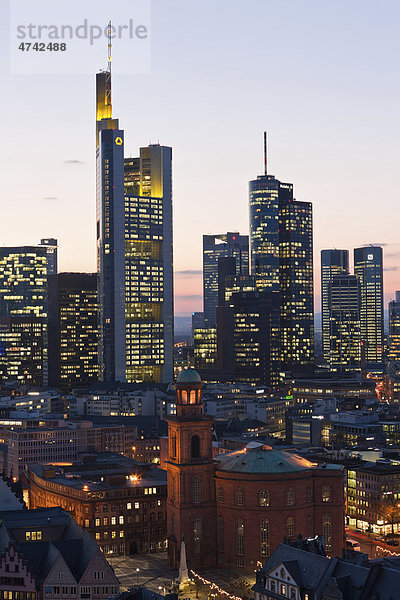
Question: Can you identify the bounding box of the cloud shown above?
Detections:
[64,159,84,165]
[42,196,59,201]
[175,270,202,276]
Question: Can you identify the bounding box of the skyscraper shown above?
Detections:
[279,198,314,374]
[48,273,99,388]
[321,249,349,362]
[231,290,280,386]
[354,246,384,371]
[96,49,173,383]
[203,233,249,326]
[249,135,314,376]
[328,274,361,372]
[388,291,400,363]
[0,246,49,386]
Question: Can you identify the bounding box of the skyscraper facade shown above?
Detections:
[354,246,384,371]
[48,273,99,388]
[279,199,314,374]
[203,233,249,326]
[321,249,349,362]
[249,150,314,377]
[388,291,400,363]
[231,290,280,386]
[328,274,361,372]
[249,175,292,291]
[96,62,173,384]
[0,246,49,386]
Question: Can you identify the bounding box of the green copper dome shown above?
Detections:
[215,443,330,474]
[177,368,202,384]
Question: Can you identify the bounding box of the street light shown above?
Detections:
[136,567,140,587]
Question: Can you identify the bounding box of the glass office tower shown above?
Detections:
[249,175,292,291]
[249,147,314,377]
[0,246,49,385]
[58,273,99,388]
[279,199,314,374]
[328,274,361,372]
[203,233,249,326]
[321,249,349,362]
[354,246,384,371]
[96,63,173,383]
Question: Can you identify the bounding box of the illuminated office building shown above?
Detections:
[194,327,217,370]
[389,291,400,363]
[203,233,249,326]
[96,57,173,384]
[249,174,291,291]
[0,246,49,386]
[321,249,349,362]
[48,273,99,388]
[232,290,280,386]
[249,137,314,376]
[328,274,361,372]
[354,246,384,371]
[0,317,45,386]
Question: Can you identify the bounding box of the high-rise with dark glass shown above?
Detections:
[48,273,99,388]
[249,136,314,377]
[328,274,361,372]
[203,233,249,326]
[96,54,173,383]
[354,246,384,371]
[321,249,349,362]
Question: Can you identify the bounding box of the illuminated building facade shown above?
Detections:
[249,152,314,377]
[194,327,217,370]
[321,249,349,362]
[0,317,45,386]
[96,62,173,384]
[26,454,167,556]
[249,174,291,292]
[279,199,314,374]
[0,246,49,386]
[48,273,99,388]
[388,291,400,363]
[231,290,280,386]
[354,246,384,371]
[203,233,249,326]
[328,274,361,372]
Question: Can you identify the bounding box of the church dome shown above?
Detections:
[177,368,201,384]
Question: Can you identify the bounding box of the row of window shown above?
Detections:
[216,485,332,506]
[213,513,333,556]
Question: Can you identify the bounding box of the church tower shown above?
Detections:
[166,368,216,570]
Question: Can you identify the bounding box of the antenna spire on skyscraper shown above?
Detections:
[107,20,112,73]
[264,131,268,176]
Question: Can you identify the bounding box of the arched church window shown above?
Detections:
[191,435,200,459]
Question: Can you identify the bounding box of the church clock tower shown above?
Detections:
[166,368,216,570]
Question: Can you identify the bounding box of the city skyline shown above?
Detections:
[1,1,400,316]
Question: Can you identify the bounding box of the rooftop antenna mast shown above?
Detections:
[105,20,112,109]
[107,19,112,73]
[264,131,268,175]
